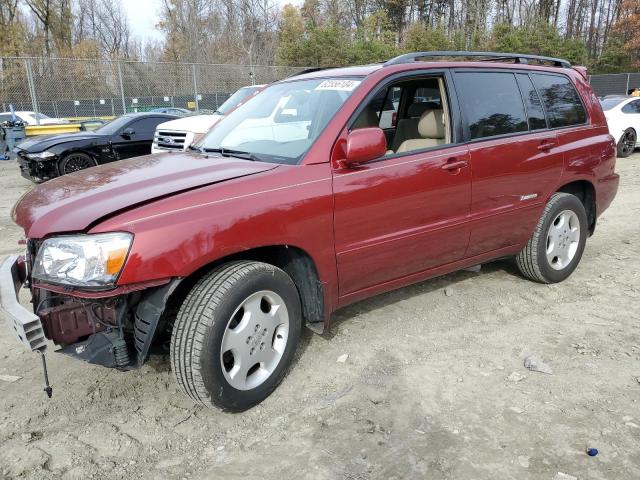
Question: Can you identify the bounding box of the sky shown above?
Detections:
[122,0,301,44]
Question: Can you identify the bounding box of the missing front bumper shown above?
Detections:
[0,254,47,351]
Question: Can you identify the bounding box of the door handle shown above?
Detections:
[441,159,469,171]
[537,140,557,151]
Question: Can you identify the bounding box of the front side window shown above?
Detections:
[531,74,587,128]
[456,72,528,140]
[200,78,361,164]
[351,76,452,155]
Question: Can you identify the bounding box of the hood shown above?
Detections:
[16,132,103,152]
[13,152,278,238]
[156,114,223,134]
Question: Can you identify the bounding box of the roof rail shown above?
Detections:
[383,51,572,68]
[288,67,336,77]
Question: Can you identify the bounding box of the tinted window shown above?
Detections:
[95,115,136,135]
[128,117,167,134]
[516,74,547,130]
[456,72,528,140]
[531,74,586,127]
[622,100,640,114]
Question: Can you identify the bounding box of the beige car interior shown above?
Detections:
[352,76,451,156]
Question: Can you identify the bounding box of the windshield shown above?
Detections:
[200,77,362,164]
[95,115,134,135]
[33,113,51,120]
[600,97,627,111]
[216,86,261,115]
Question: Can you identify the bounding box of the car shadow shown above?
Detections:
[323,258,521,335]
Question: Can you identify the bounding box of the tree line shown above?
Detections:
[0,0,638,73]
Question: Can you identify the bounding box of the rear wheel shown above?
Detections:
[58,152,96,175]
[516,193,588,284]
[617,128,636,158]
[170,261,302,411]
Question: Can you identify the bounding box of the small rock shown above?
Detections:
[622,415,633,422]
[625,422,640,429]
[217,445,225,451]
[457,377,463,383]
[507,372,526,383]
[0,374,22,383]
[444,287,453,297]
[509,406,524,414]
[524,355,553,374]
[553,473,577,480]
[518,456,529,468]
[337,353,349,363]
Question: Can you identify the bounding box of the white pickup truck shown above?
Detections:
[151,85,264,153]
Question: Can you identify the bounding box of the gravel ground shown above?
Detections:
[0,154,639,480]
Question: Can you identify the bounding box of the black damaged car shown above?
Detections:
[15,113,178,182]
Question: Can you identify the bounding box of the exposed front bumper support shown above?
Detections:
[0,254,47,351]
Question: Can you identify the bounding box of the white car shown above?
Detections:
[600,96,640,157]
[0,111,68,126]
[152,85,264,153]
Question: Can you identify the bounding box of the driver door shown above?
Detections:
[111,117,162,160]
[332,73,472,301]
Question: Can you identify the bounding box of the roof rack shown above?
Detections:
[383,51,572,68]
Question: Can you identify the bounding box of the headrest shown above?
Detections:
[418,110,445,139]
[407,102,429,118]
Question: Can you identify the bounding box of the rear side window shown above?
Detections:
[516,74,547,130]
[531,74,587,128]
[456,72,528,140]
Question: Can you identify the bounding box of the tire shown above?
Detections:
[58,152,96,175]
[617,128,636,158]
[516,192,588,284]
[170,261,302,411]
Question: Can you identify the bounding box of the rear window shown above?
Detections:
[455,72,528,140]
[600,97,627,111]
[531,74,587,128]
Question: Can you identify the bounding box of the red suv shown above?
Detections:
[1,52,619,411]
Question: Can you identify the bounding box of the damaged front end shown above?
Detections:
[32,278,181,370]
[1,240,182,373]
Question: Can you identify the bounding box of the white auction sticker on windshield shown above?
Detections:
[315,79,361,91]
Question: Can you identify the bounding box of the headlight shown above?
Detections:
[27,151,56,160]
[32,233,133,288]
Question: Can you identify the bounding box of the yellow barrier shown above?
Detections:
[65,116,115,121]
[25,124,82,136]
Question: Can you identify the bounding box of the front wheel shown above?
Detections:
[516,193,588,284]
[58,152,97,175]
[617,128,636,158]
[170,261,302,411]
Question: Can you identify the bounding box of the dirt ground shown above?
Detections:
[0,154,638,480]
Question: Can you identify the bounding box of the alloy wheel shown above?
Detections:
[546,209,581,270]
[220,290,289,390]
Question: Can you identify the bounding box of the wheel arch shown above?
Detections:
[556,179,596,234]
[57,149,98,174]
[159,245,325,340]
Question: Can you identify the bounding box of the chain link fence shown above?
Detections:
[0,57,306,120]
[589,73,640,97]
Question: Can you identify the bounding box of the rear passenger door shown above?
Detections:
[453,70,565,257]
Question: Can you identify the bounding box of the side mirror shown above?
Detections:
[342,127,387,167]
[121,128,135,139]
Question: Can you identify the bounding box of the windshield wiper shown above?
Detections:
[202,147,262,162]
[188,144,204,153]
